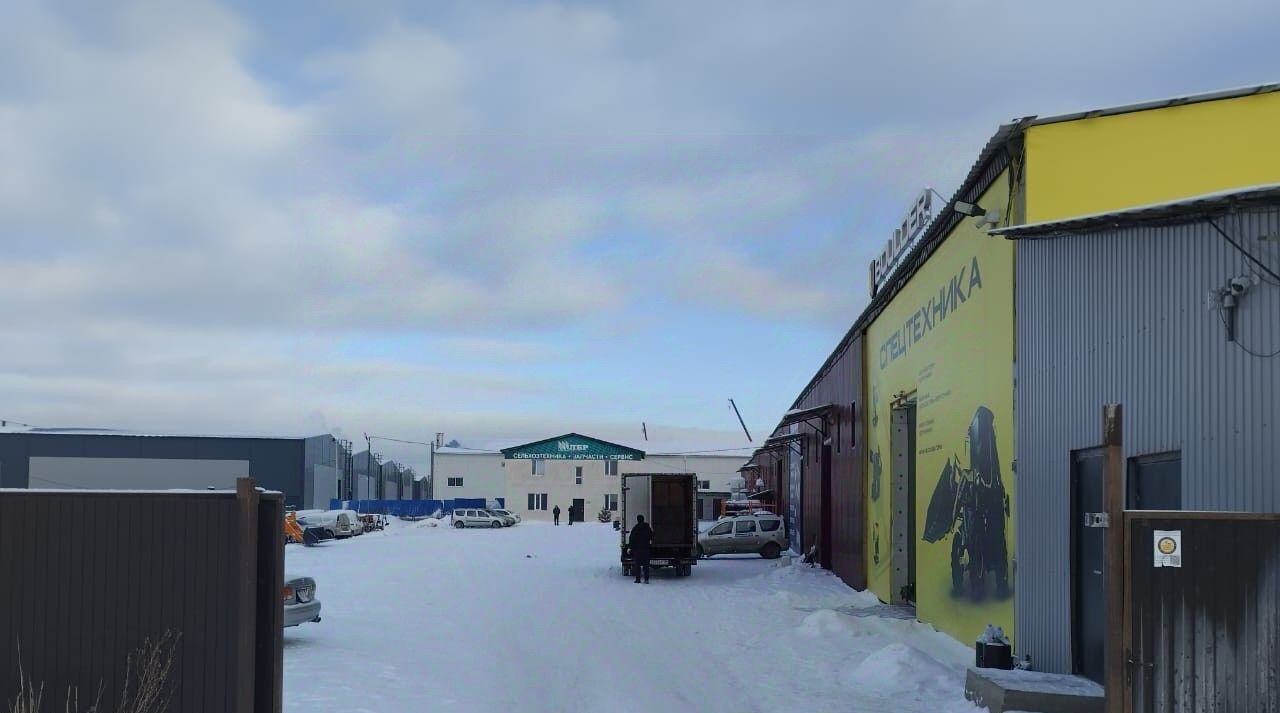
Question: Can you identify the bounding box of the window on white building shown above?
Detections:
[699,480,710,490]
[528,493,548,510]
[532,459,545,476]
[604,460,618,476]
[575,466,583,485]
[448,477,463,487]
[604,493,618,511]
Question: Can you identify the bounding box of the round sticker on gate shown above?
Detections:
[1153,530,1182,567]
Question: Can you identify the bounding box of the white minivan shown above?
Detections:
[297,510,357,539]
[338,510,365,535]
[452,509,505,529]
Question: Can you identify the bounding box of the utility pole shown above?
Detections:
[729,399,753,442]
[364,433,372,501]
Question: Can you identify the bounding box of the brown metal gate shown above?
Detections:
[1125,513,1280,713]
[0,479,284,713]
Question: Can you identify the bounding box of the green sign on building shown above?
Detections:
[500,433,646,461]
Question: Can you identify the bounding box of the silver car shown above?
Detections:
[283,574,321,627]
[697,514,789,559]
[490,508,520,526]
[452,508,505,528]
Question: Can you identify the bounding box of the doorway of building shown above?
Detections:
[571,498,585,524]
[1128,451,1182,510]
[820,443,833,570]
[1072,448,1106,684]
[889,405,917,605]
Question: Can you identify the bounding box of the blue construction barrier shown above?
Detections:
[330,499,442,517]
[328,498,505,516]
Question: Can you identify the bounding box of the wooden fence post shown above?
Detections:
[1103,404,1125,713]
[234,477,261,713]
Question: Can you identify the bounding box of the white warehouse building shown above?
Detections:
[431,433,752,522]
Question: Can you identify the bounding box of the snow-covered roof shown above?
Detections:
[6,427,333,441]
[435,434,754,458]
[0,487,283,495]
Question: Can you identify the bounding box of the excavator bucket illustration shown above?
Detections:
[923,456,959,543]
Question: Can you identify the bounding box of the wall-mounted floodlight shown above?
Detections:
[956,201,1002,229]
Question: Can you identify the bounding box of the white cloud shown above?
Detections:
[673,246,834,317]
[306,23,472,135]
[3,0,1279,447]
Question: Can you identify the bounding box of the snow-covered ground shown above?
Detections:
[283,520,980,713]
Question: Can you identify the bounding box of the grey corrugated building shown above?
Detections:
[0,429,350,508]
[1001,187,1280,679]
[352,450,380,499]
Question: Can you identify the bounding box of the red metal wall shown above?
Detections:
[793,336,866,590]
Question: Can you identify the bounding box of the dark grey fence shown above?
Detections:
[1126,513,1280,713]
[0,479,283,713]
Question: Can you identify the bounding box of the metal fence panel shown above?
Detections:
[0,486,282,713]
[1127,515,1280,713]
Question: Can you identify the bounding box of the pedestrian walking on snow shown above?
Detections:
[553,505,561,525]
[629,514,653,584]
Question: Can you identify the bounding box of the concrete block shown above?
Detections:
[965,668,1104,713]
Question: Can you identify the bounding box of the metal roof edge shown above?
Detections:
[991,183,1280,238]
[6,428,330,441]
[1030,82,1280,127]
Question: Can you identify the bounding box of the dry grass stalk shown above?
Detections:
[8,632,178,713]
[8,647,43,713]
[115,632,179,713]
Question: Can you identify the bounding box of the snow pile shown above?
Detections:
[759,561,881,610]
[844,642,962,697]
[798,609,862,638]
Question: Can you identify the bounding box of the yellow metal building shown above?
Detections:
[858,83,1280,650]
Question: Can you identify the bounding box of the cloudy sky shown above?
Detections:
[3,0,1278,471]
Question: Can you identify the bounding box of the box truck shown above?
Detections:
[620,473,698,577]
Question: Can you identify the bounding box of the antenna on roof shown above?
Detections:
[642,422,648,441]
[729,399,753,443]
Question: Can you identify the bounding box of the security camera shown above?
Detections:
[1228,276,1253,296]
[975,209,1003,229]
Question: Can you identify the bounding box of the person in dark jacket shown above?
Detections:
[553,505,561,525]
[629,515,654,583]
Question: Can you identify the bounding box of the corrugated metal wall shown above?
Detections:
[1015,207,1280,673]
[792,336,866,590]
[0,486,284,713]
